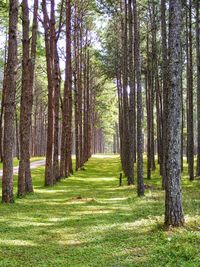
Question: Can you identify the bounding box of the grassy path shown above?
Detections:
[0,157,45,170]
[0,158,46,177]
[0,155,200,266]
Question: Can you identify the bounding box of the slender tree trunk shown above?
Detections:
[65,0,73,176]
[146,25,151,180]
[15,111,19,160]
[79,22,83,167]
[74,2,80,171]
[128,0,135,183]
[86,49,91,160]
[133,0,144,196]
[165,0,184,227]
[122,0,133,185]
[161,0,168,189]
[0,26,8,163]
[181,47,184,172]
[2,0,18,203]
[187,0,194,180]
[42,0,55,186]
[196,2,200,177]
[145,70,151,179]
[18,0,37,196]
[53,49,60,181]
[74,74,80,170]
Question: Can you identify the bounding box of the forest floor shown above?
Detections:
[0,155,200,267]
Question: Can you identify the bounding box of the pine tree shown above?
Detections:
[165,0,184,227]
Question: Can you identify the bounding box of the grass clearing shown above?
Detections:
[0,155,199,266]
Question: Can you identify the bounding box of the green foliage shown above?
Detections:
[98,16,121,79]
[0,0,8,26]
[0,0,8,73]
[0,156,199,266]
[90,48,118,144]
[95,0,118,15]
[95,79,118,140]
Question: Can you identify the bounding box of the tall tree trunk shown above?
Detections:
[165,0,184,227]
[25,0,38,192]
[74,2,80,171]
[42,0,55,186]
[122,0,133,185]
[128,0,135,183]
[146,24,151,180]
[61,0,73,178]
[187,0,194,180]
[181,47,184,172]
[79,21,83,167]
[65,0,73,176]
[53,49,60,181]
[0,26,8,163]
[196,2,200,177]
[18,0,38,196]
[2,0,18,203]
[161,0,168,189]
[15,111,19,160]
[133,0,144,196]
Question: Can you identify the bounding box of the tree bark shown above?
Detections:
[53,49,60,181]
[0,26,8,163]
[42,0,55,186]
[2,0,18,203]
[187,0,194,181]
[65,0,73,176]
[196,2,200,177]
[122,0,133,185]
[18,0,38,196]
[128,0,135,183]
[161,0,168,189]
[165,0,184,227]
[133,0,144,197]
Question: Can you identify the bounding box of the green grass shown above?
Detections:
[0,155,199,267]
[0,157,45,170]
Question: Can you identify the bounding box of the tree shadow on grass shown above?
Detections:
[0,156,200,266]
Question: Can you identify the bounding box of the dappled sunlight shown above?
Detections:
[71,209,115,216]
[111,246,148,264]
[118,216,163,234]
[184,215,200,226]
[100,197,128,202]
[58,239,82,246]
[48,217,68,223]
[2,220,54,228]
[0,239,37,247]
[92,154,119,159]
[77,177,117,181]
[0,156,199,266]
[21,198,67,204]
[35,189,69,194]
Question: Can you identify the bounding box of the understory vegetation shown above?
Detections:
[0,155,199,267]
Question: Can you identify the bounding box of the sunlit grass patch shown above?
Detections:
[0,155,199,266]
